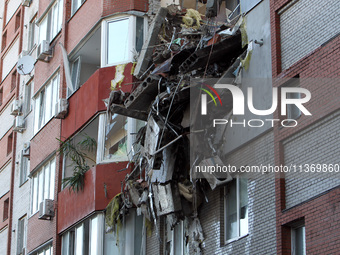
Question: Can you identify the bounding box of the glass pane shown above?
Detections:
[32,176,38,213]
[38,90,45,129]
[44,164,50,199]
[38,170,44,208]
[52,75,59,116]
[75,225,84,255]
[287,93,301,119]
[62,233,69,255]
[90,216,98,255]
[104,114,128,161]
[295,226,306,255]
[45,247,51,255]
[39,17,47,44]
[135,17,144,52]
[239,178,248,236]
[174,223,183,255]
[45,82,52,121]
[51,4,58,38]
[226,180,237,240]
[107,19,130,64]
[49,158,56,200]
[71,59,80,90]
[34,98,39,133]
[58,0,63,31]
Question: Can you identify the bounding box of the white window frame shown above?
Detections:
[101,14,147,67]
[30,243,53,255]
[38,0,63,45]
[61,214,104,255]
[224,177,248,243]
[33,71,59,134]
[30,157,56,215]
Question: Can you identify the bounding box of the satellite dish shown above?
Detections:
[17,55,35,75]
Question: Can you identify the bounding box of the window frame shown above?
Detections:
[164,220,186,255]
[17,216,27,255]
[71,0,86,17]
[33,71,59,134]
[224,176,248,244]
[28,15,38,51]
[24,80,33,117]
[30,157,56,215]
[291,224,306,255]
[19,151,29,186]
[67,56,81,98]
[38,0,63,45]
[101,14,147,67]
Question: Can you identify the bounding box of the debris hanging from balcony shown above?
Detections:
[105,3,250,253]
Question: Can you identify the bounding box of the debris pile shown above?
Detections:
[106,3,251,254]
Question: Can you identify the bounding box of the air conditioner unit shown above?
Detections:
[22,0,32,7]
[23,142,30,158]
[38,199,54,220]
[13,116,26,132]
[37,40,52,61]
[10,100,22,116]
[54,98,68,119]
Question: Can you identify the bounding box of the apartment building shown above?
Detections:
[0,0,339,254]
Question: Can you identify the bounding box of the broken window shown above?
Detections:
[104,209,143,255]
[224,177,248,242]
[33,72,59,133]
[97,113,144,163]
[165,220,188,255]
[101,15,146,67]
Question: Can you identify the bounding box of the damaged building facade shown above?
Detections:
[0,0,339,254]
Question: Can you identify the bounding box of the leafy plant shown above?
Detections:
[57,134,97,193]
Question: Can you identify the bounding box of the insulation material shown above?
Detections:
[152,183,182,216]
[182,9,202,29]
[111,64,126,90]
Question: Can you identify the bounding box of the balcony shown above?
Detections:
[57,162,129,233]
[61,63,134,139]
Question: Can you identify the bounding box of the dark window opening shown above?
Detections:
[7,133,13,155]
[15,11,21,31]
[3,198,9,221]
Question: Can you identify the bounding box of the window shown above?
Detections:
[165,221,188,255]
[101,15,146,66]
[3,198,9,221]
[61,214,103,255]
[20,151,29,186]
[11,70,17,91]
[24,81,33,116]
[33,72,59,133]
[28,16,38,51]
[67,57,81,97]
[31,243,53,255]
[291,225,306,255]
[31,157,56,214]
[7,133,13,155]
[15,11,21,31]
[38,0,63,44]
[282,77,301,121]
[71,0,85,16]
[224,177,248,242]
[98,113,144,163]
[17,216,27,255]
[0,87,3,105]
[2,31,7,50]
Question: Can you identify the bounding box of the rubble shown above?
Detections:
[105,3,251,253]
